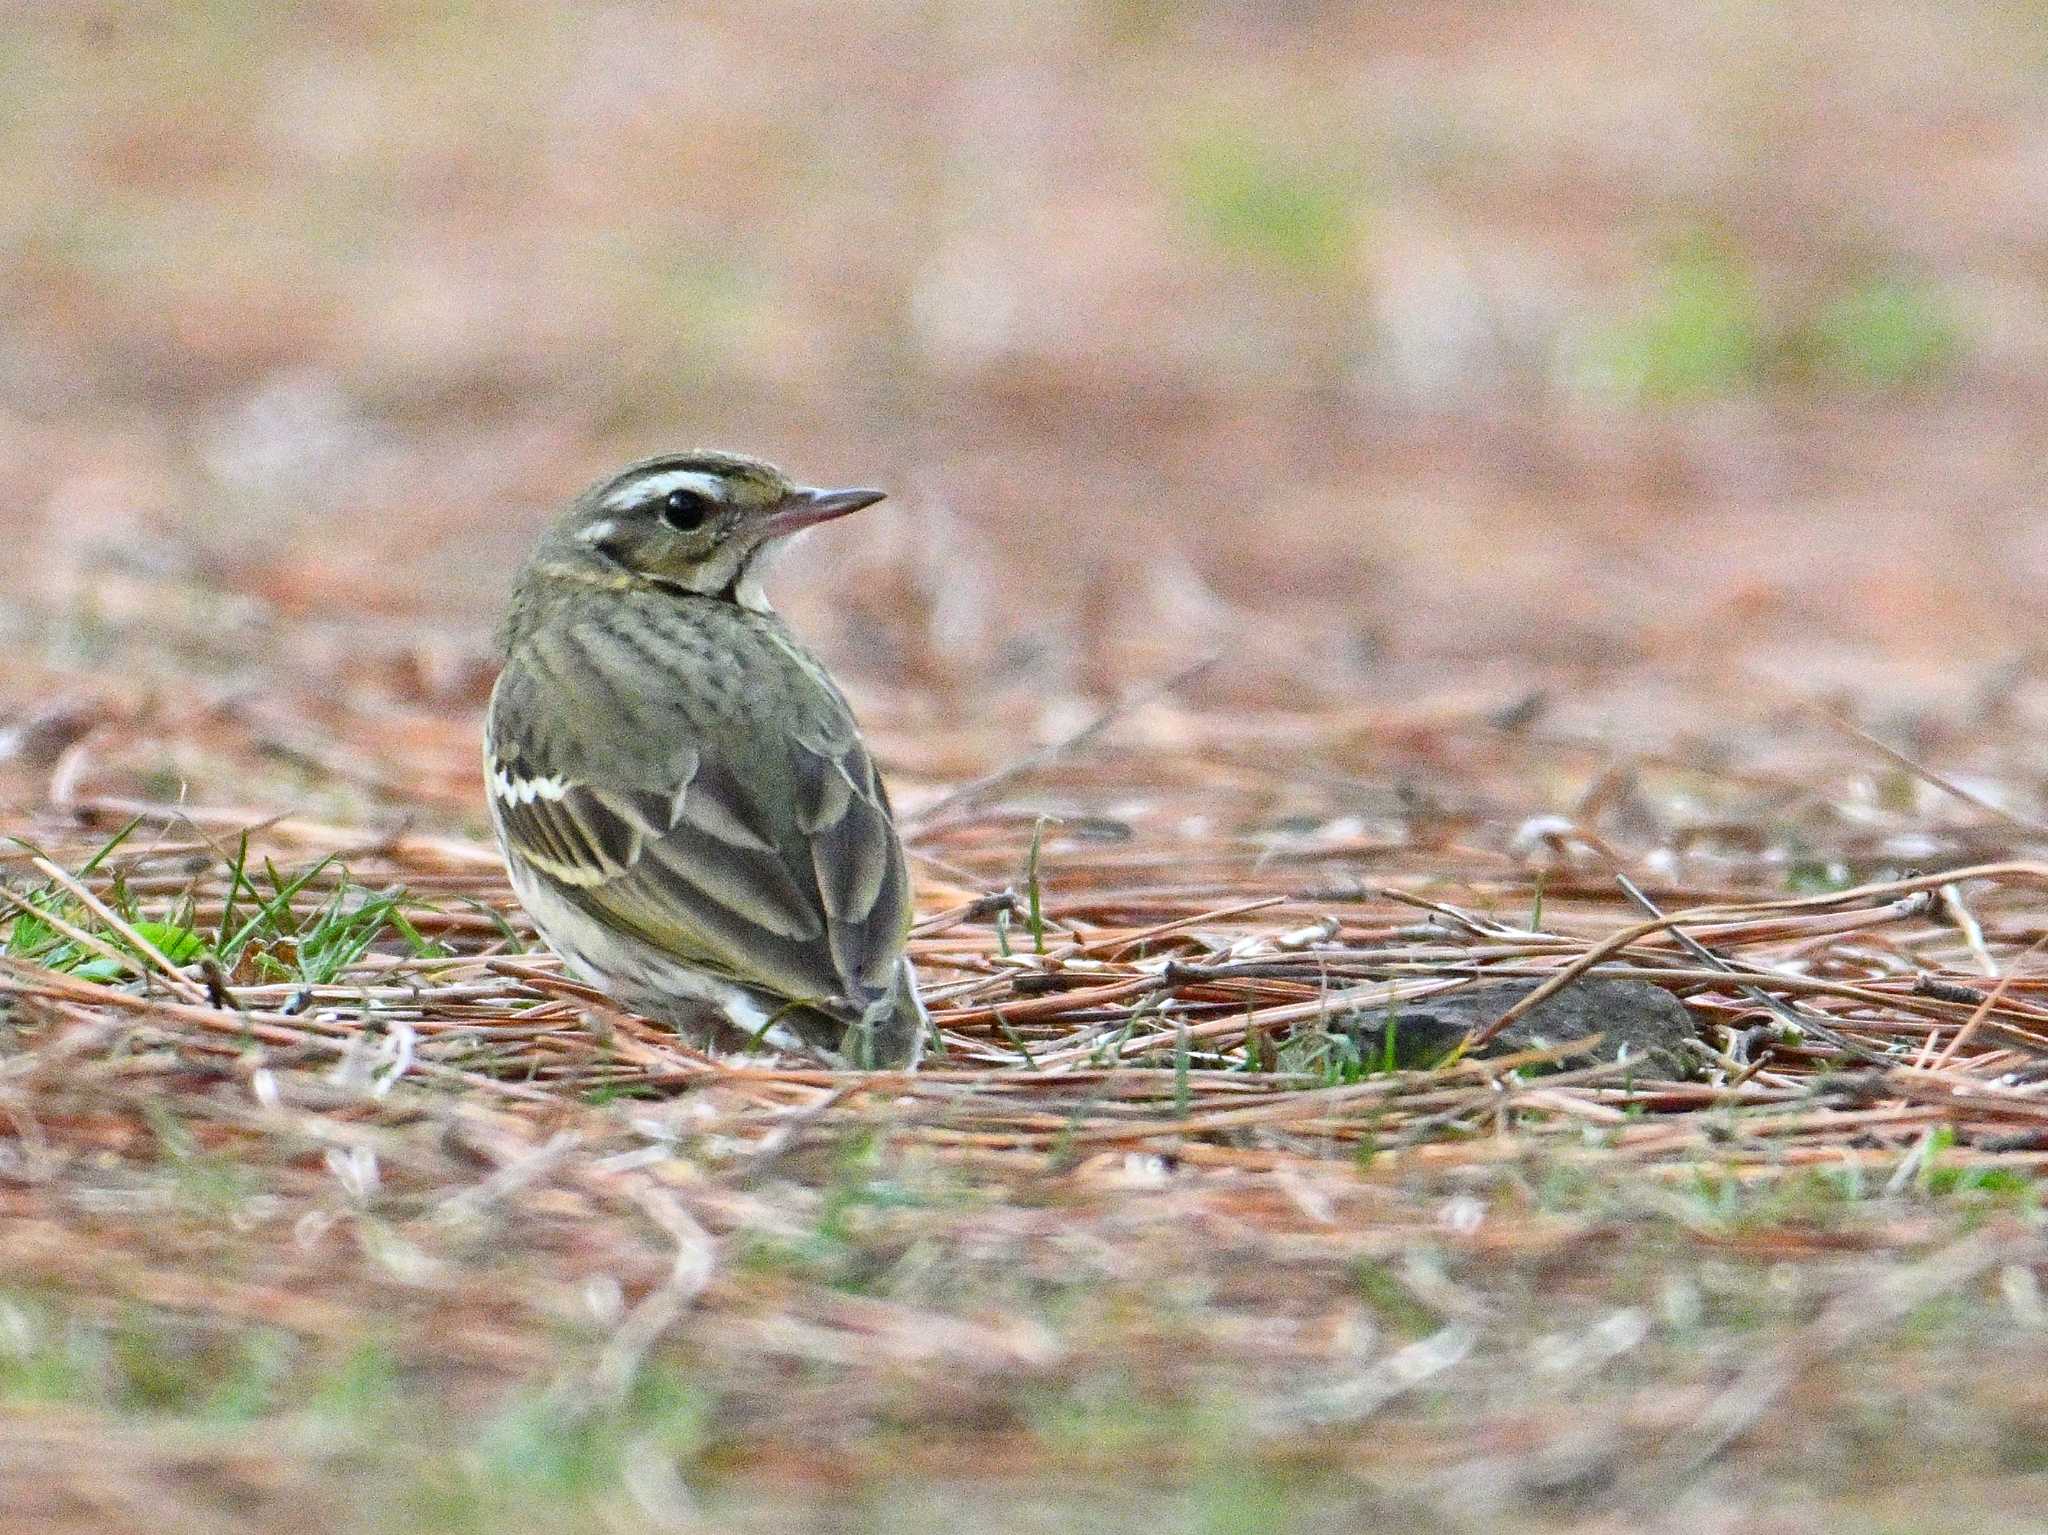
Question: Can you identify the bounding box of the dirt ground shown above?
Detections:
[5,3,2048,1531]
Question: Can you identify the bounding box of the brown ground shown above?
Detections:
[5,3,2048,1531]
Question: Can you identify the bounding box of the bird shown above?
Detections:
[484,450,929,1068]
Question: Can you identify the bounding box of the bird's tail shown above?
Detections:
[841,958,930,1069]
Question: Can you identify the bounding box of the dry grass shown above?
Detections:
[3,658,2047,1534]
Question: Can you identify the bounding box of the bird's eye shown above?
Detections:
[659,489,710,532]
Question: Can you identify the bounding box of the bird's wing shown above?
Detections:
[485,622,911,1013]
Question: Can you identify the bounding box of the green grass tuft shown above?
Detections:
[1796,276,1959,389]
[1174,127,1360,276]
[0,831,451,992]
[1586,240,1766,401]
[1582,242,1964,402]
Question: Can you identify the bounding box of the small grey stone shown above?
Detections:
[1338,977,1697,1074]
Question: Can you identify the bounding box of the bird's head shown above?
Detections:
[543,450,885,607]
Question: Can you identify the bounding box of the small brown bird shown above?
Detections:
[485,451,927,1067]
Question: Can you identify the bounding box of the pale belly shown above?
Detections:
[502,854,818,1055]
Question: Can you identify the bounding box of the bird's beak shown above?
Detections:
[760,485,886,540]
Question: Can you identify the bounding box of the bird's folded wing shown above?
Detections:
[487,659,910,1011]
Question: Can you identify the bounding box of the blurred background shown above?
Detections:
[5,0,2047,816]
